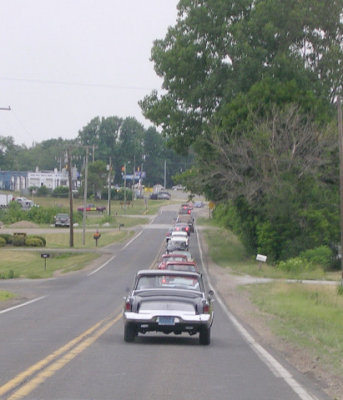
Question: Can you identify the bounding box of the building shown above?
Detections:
[0,167,79,192]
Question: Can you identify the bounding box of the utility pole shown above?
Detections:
[124,163,127,209]
[337,96,343,286]
[82,147,89,246]
[163,159,167,189]
[107,157,112,217]
[0,106,11,111]
[67,148,74,248]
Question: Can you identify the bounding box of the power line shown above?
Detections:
[0,77,156,91]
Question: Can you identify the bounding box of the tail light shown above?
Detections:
[203,303,210,313]
[125,300,132,311]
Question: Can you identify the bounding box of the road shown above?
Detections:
[0,207,330,400]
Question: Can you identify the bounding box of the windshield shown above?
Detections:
[136,275,200,291]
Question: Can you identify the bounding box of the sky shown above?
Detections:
[0,0,179,147]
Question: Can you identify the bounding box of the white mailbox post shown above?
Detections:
[256,254,267,269]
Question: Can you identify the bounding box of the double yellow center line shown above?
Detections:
[0,309,122,400]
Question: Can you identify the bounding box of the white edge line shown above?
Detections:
[88,230,144,276]
[122,230,143,250]
[0,296,46,315]
[195,226,319,400]
[87,254,117,277]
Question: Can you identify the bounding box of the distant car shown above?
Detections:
[173,222,191,235]
[158,253,189,269]
[169,250,193,261]
[77,203,106,212]
[176,216,194,233]
[166,237,189,252]
[123,269,214,344]
[172,184,184,190]
[54,213,70,227]
[171,230,189,246]
[194,201,204,208]
[163,261,198,272]
[157,192,171,200]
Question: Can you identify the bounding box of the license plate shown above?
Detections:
[158,316,175,325]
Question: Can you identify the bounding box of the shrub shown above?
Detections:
[277,257,314,273]
[0,237,6,247]
[299,246,333,270]
[0,233,13,244]
[25,237,44,247]
[7,270,15,279]
[52,186,69,198]
[27,235,46,246]
[37,185,50,196]
[12,235,26,246]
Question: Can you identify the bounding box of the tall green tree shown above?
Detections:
[140,0,343,261]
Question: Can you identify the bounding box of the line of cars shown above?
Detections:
[123,203,214,345]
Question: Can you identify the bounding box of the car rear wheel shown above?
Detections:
[199,326,211,345]
[124,323,137,342]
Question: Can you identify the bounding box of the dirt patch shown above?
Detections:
[8,221,40,228]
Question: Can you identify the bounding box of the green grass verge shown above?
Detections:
[203,226,340,281]
[44,229,133,249]
[247,282,343,377]
[0,250,99,279]
[0,290,16,302]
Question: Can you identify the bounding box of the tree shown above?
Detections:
[140,0,343,152]
[85,160,107,199]
[140,0,343,261]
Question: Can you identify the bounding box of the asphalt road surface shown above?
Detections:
[0,207,330,400]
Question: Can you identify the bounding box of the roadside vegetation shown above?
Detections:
[0,250,99,279]
[0,290,15,302]
[200,218,341,281]
[249,282,343,379]
[200,219,343,381]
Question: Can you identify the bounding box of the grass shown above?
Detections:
[248,282,343,377]
[0,249,99,279]
[33,196,178,217]
[201,218,343,380]
[0,290,16,302]
[203,226,341,281]
[44,229,133,249]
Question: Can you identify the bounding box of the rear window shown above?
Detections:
[136,275,200,291]
[139,301,195,312]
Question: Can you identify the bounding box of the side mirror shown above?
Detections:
[208,289,214,300]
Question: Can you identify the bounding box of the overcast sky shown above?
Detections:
[0,0,179,147]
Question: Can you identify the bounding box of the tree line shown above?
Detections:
[0,116,193,191]
[140,0,343,265]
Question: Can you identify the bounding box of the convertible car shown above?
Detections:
[123,269,214,345]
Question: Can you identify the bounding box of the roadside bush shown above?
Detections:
[52,186,69,198]
[299,246,332,270]
[0,233,13,244]
[25,237,44,247]
[28,235,46,246]
[37,185,50,197]
[12,235,26,246]
[0,237,6,247]
[277,257,314,274]
[0,201,26,224]
[0,270,16,279]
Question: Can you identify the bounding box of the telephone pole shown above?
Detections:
[107,158,112,217]
[67,148,74,248]
[337,96,343,286]
[0,106,11,111]
[82,147,89,246]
